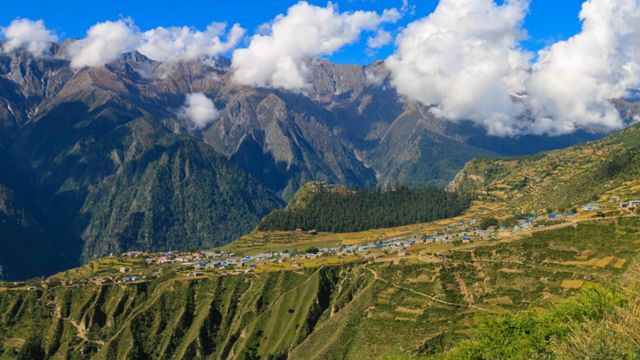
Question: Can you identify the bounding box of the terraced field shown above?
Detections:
[449,122,640,213]
[2,217,639,359]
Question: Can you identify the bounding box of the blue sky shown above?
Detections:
[0,0,586,64]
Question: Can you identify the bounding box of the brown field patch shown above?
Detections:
[610,257,626,269]
[417,255,440,263]
[498,268,522,274]
[541,291,561,302]
[576,249,595,260]
[539,277,554,286]
[395,306,425,315]
[561,279,584,289]
[395,317,418,322]
[484,296,513,305]
[549,243,580,253]
[378,287,398,305]
[552,255,622,269]
[407,273,433,283]
[373,311,395,320]
[595,256,615,268]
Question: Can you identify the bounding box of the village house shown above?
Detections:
[582,203,600,211]
[621,200,640,209]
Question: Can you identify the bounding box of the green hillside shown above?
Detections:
[257,182,470,233]
[2,216,640,359]
[0,146,73,280]
[449,122,640,213]
[2,100,284,277]
[78,119,284,261]
[3,109,640,358]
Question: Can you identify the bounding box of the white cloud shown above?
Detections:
[386,0,640,136]
[2,18,57,56]
[401,0,416,16]
[68,19,244,68]
[68,20,141,69]
[526,0,640,135]
[179,92,219,129]
[365,66,388,87]
[138,23,245,62]
[386,0,531,136]
[367,30,392,49]
[231,1,401,90]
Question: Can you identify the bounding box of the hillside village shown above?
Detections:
[4,197,637,292]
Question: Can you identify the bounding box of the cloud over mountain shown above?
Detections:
[386,0,640,136]
[67,19,244,68]
[2,18,57,56]
[386,0,530,136]
[2,0,640,137]
[179,92,219,129]
[138,23,245,62]
[231,1,400,90]
[68,19,141,68]
[526,0,640,135]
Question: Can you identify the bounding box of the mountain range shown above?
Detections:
[0,42,638,280]
[2,119,640,357]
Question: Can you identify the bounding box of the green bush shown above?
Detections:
[479,217,499,230]
[440,285,625,360]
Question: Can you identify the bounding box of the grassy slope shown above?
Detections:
[449,123,640,213]
[4,120,640,358]
[2,217,640,359]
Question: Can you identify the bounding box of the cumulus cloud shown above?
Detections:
[68,19,141,68]
[367,30,392,49]
[386,0,531,136]
[179,92,219,129]
[138,23,245,62]
[231,1,401,89]
[2,18,57,56]
[68,19,245,68]
[386,0,640,136]
[526,0,640,135]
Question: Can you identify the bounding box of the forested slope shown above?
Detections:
[258,182,471,233]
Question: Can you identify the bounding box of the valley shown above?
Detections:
[0,46,625,281]
[4,118,640,358]
[1,11,640,358]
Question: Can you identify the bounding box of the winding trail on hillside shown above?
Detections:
[364,266,464,308]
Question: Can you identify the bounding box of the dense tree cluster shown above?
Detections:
[258,186,471,233]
